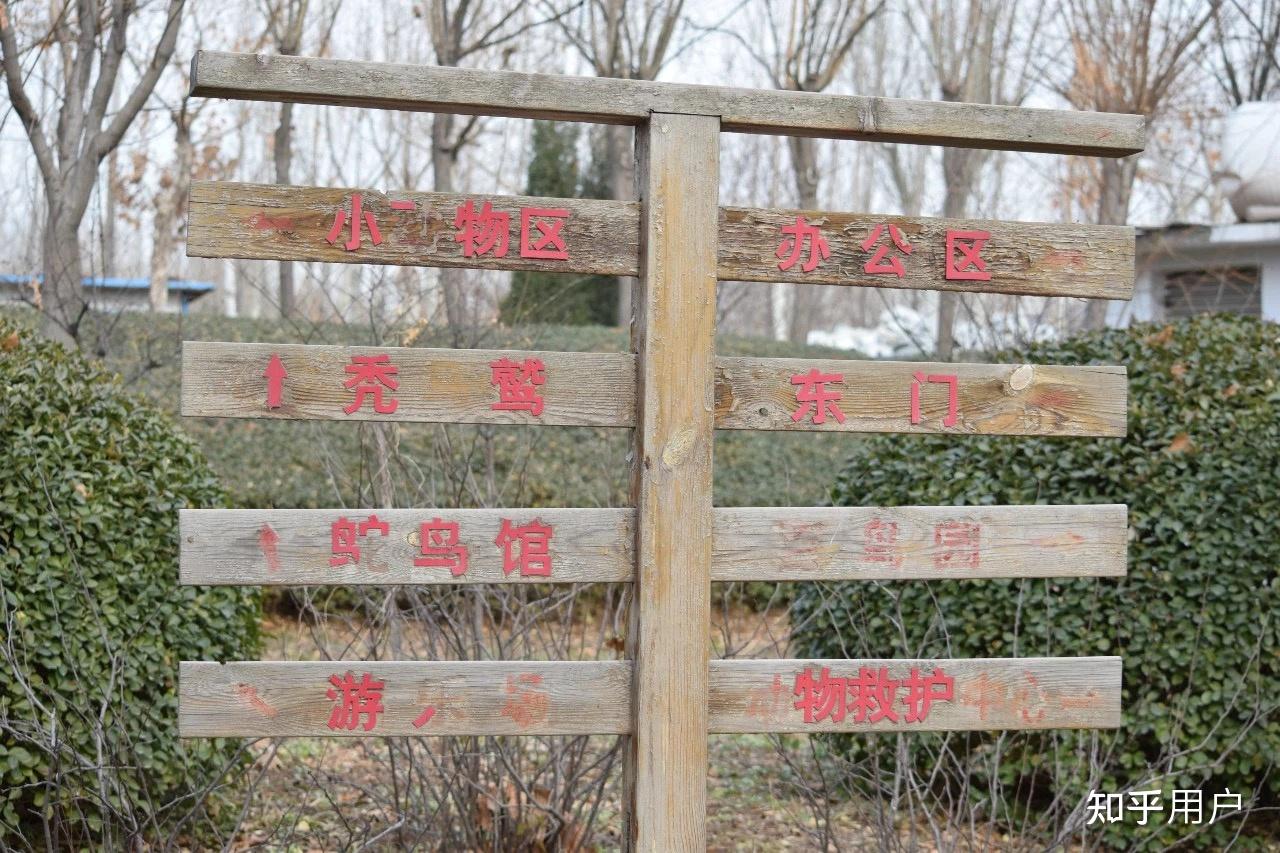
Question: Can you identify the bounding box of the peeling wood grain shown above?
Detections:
[178,657,1121,736]
[711,505,1127,581]
[183,343,1127,438]
[180,508,634,585]
[192,51,1144,156]
[181,505,1127,585]
[715,357,1127,437]
[189,182,1133,300]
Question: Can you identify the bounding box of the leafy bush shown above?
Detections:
[790,314,1279,848]
[0,319,260,846]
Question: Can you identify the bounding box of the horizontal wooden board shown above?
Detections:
[180,341,635,426]
[179,656,1120,736]
[180,508,633,585]
[181,505,1125,585]
[720,206,1133,299]
[715,357,1127,437]
[191,51,1143,156]
[188,182,1133,300]
[182,343,1127,438]
[712,505,1127,581]
[180,660,632,736]
[187,182,639,276]
[709,657,1122,733]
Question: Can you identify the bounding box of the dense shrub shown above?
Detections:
[0,319,260,846]
[791,314,1279,848]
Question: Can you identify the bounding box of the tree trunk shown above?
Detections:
[40,208,85,346]
[432,113,468,337]
[786,136,822,345]
[1085,155,1138,328]
[150,113,193,312]
[609,123,636,327]
[274,101,296,318]
[935,140,986,360]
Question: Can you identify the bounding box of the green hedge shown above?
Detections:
[0,319,260,845]
[790,314,1278,848]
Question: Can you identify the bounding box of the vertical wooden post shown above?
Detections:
[626,112,720,850]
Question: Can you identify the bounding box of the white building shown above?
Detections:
[1107,222,1280,327]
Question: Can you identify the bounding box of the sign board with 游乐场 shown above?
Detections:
[177,50,1144,850]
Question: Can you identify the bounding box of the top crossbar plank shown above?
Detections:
[191,52,1143,156]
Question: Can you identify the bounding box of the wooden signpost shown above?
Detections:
[178,51,1143,850]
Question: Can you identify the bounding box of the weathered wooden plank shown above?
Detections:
[183,342,1125,438]
[181,505,1126,585]
[720,206,1134,299]
[179,657,1121,737]
[180,508,634,585]
[708,657,1122,733]
[712,505,1127,581]
[191,51,1144,156]
[716,357,1127,437]
[180,341,634,427]
[625,113,719,851]
[187,181,639,276]
[189,181,1132,301]
[179,660,632,737]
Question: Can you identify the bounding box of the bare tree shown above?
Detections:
[727,0,883,344]
[1054,0,1219,327]
[910,0,1045,358]
[1210,0,1280,106]
[549,0,692,325]
[419,1,552,335]
[0,0,185,344]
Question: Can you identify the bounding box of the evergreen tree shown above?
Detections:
[499,122,617,325]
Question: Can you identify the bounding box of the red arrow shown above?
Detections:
[258,523,281,573]
[263,354,287,409]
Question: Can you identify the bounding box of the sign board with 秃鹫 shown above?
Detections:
[179,504,1126,585]
[181,341,1126,438]
[188,181,1134,301]
[178,656,1121,737]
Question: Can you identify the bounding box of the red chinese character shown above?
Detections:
[910,372,959,428]
[902,667,954,723]
[776,215,831,273]
[861,223,913,277]
[501,673,550,729]
[934,521,981,571]
[793,666,847,723]
[343,354,399,415]
[490,357,546,416]
[791,369,846,425]
[453,200,510,257]
[496,519,553,577]
[329,514,390,567]
[415,518,468,576]
[326,671,385,731]
[849,667,900,723]
[519,207,570,260]
[863,518,901,568]
[945,229,991,281]
[324,193,383,252]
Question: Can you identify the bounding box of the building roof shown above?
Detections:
[0,274,215,295]
[1137,221,1280,253]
